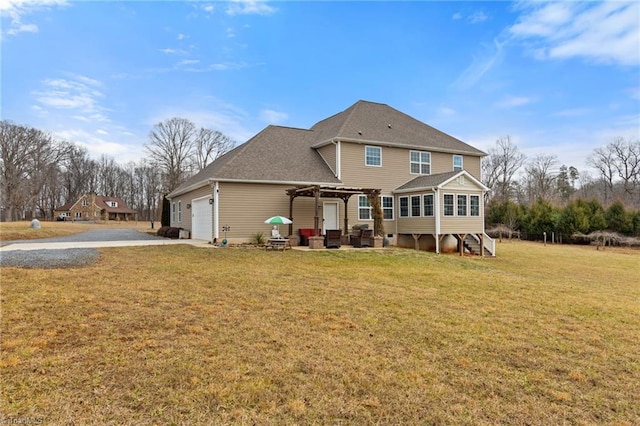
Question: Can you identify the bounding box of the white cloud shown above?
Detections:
[1,0,68,37]
[468,11,488,24]
[452,12,462,20]
[453,38,505,89]
[552,108,591,118]
[148,102,255,144]
[259,109,288,124]
[33,76,105,112]
[96,129,108,135]
[201,3,214,14]
[438,107,456,117]
[177,33,186,40]
[509,2,640,66]
[495,96,535,108]
[226,0,276,16]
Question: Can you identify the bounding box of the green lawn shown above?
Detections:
[1,240,639,425]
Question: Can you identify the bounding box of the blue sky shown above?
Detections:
[2,0,639,175]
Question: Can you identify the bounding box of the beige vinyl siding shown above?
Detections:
[170,185,211,230]
[397,216,436,234]
[339,143,483,234]
[217,182,347,241]
[317,144,337,176]
[430,152,482,179]
[438,180,484,234]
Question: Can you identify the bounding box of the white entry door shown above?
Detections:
[323,202,339,234]
[191,197,212,242]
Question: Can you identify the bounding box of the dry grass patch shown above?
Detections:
[1,241,639,424]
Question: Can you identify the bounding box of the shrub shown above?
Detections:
[252,232,265,245]
[157,226,170,237]
[166,227,182,239]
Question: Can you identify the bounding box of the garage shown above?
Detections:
[191,197,212,241]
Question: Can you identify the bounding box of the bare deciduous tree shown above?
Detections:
[523,154,558,203]
[482,136,526,201]
[145,117,197,192]
[0,120,69,221]
[192,128,234,171]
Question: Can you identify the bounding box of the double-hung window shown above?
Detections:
[470,195,480,217]
[423,194,434,216]
[399,197,409,217]
[365,146,381,167]
[453,155,463,171]
[382,196,394,220]
[411,195,421,217]
[358,195,372,220]
[443,194,454,216]
[172,202,176,222]
[410,151,431,175]
[457,195,468,216]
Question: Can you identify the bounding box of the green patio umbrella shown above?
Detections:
[264,215,293,225]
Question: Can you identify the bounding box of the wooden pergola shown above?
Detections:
[285,185,381,237]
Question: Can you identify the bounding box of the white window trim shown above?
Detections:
[423,193,434,217]
[410,150,431,175]
[382,195,394,221]
[453,155,464,172]
[399,196,409,218]
[443,193,455,217]
[359,194,394,220]
[410,195,421,217]
[457,194,468,216]
[364,145,382,167]
[470,194,481,217]
[358,195,372,220]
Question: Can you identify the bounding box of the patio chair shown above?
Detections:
[324,229,342,249]
[351,228,373,248]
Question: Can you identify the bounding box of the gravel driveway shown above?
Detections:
[0,228,167,269]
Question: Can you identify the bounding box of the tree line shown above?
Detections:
[0,118,234,222]
[482,136,640,242]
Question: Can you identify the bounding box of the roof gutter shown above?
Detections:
[314,137,486,157]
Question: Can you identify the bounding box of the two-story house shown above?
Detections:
[167,100,494,255]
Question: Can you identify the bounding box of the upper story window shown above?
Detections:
[106,201,118,208]
[410,151,430,175]
[82,199,89,207]
[453,155,463,171]
[365,146,381,167]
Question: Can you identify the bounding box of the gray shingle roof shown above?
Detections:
[395,171,461,191]
[169,125,341,196]
[311,100,486,156]
[169,100,485,197]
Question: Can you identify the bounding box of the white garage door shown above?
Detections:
[191,197,212,241]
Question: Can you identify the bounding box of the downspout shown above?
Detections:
[331,139,341,180]
[434,188,440,254]
[213,181,220,240]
